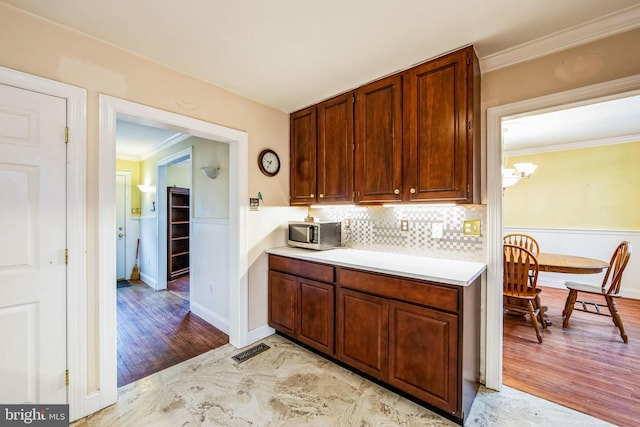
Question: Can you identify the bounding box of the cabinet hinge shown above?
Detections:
[467,120,472,130]
[65,249,69,264]
[65,369,69,386]
[466,56,470,66]
[65,127,69,144]
[467,184,471,195]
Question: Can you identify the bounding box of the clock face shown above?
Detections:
[259,149,280,176]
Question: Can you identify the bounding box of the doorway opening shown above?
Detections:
[99,95,249,406]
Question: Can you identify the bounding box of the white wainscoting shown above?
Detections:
[190,218,230,333]
[504,227,640,299]
[139,216,158,289]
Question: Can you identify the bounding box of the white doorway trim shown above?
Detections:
[485,73,640,390]
[98,95,248,409]
[0,66,87,420]
[157,146,193,291]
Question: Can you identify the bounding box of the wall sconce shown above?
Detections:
[201,165,221,180]
[513,162,538,178]
[137,184,155,193]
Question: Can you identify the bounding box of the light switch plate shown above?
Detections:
[463,220,481,236]
[400,219,409,232]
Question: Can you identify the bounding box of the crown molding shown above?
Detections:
[504,133,640,157]
[480,5,640,72]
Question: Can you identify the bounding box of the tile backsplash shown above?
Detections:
[309,205,486,262]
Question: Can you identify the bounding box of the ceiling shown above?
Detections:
[6,0,639,154]
[3,0,640,113]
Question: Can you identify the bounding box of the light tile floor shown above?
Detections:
[72,334,614,426]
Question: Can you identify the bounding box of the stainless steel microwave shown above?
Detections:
[288,221,341,250]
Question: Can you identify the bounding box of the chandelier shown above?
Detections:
[502,162,537,189]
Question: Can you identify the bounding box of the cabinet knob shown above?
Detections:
[410,188,416,194]
[394,189,400,195]
[319,193,324,198]
[310,194,315,198]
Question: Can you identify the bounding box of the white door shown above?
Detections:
[116,174,126,280]
[0,83,67,404]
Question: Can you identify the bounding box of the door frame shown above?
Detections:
[0,66,87,420]
[115,171,131,280]
[98,95,249,408]
[485,73,640,390]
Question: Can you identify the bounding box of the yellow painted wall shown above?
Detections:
[115,159,141,215]
[504,142,640,229]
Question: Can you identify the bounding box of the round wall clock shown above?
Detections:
[258,149,280,177]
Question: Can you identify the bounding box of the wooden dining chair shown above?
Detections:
[503,233,539,257]
[503,244,546,343]
[562,241,632,343]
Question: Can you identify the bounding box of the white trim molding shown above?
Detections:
[99,95,249,412]
[480,4,640,72]
[0,66,88,421]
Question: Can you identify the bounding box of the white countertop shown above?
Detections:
[265,246,486,287]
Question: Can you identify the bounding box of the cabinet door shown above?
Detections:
[388,300,458,414]
[268,271,298,336]
[354,74,403,203]
[298,278,335,354]
[290,106,317,205]
[336,288,388,380]
[317,92,354,204]
[403,47,476,203]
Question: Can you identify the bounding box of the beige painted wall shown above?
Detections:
[504,142,640,229]
[0,4,289,394]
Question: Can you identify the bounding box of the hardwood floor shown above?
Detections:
[503,286,640,427]
[117,275,228,387]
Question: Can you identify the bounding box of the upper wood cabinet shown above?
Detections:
[289,45,480,206]
[290,93,355,205]
[317,93,354,204]
[402,46,480,203]
[290,106,317,205]
[354,74,403,204]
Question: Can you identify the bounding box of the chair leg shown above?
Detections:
[534,293,547,329]
[527,301,543,343]
[605,296,628,344]
[562,290,578,328]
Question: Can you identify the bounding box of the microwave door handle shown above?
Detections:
[306,227,312,243]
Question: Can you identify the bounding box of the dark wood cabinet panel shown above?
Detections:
[354,74,403,203]
[167,187,189,280]
[290,106,317,205]
[388,300,458,414]
[403,46,480,203]
[298,278,335,354]
[268,270,297,335]
[268,255,336,354]
[317,92,354,204]
[336,287,388,380]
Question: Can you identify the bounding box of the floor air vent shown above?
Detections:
[231,343,270,363]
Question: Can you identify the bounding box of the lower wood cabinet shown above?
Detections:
[268,256,335,354]
[336,288,388,380]
[268,254,480,423]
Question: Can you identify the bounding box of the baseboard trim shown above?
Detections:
[247,324,275,347]
[190,302,229,335]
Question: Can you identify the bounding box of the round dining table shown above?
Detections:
[536,252,609,275]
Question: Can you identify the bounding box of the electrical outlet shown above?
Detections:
[432,222,443,239]
[463,220,481,236]
[400,219,409,232]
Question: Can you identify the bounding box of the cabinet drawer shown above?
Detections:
[337,268,458,313]
[269,255,335,283]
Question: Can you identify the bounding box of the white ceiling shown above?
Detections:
[3,0,640,113]
[6,0,639,153]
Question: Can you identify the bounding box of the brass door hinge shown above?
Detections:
[65,249,69,264]
[65,369,69,386]
[65,127,69,144]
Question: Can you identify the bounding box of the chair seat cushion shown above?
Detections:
[565,281,621,297]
